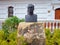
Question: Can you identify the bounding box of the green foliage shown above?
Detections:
[1,40,8,45]
[45,28,60,45]
[0,16,25,45]
[52,29,60,45]
[0,30,17,45]
[45,28,51,39]
[0,40,17,45]
[8,30,17,41]
[0,30,4,40]
[2,16,24,32]
[9,40,17,45]
[19,36,28,45]
[2,16,24,39]
[0,28,60,45]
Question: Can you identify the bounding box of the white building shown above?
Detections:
[0,0,60,29]
[0,0,60,20]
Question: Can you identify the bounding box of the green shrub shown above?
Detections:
[2,16,24,39]
[0,30,4,40]
[9,40,17,45]
[52,29,60,45]
[2,16,24,32]
[45,28,53,45]
[45,28,60,45]
[1,40,8,45]
[45,28,51,39]
[0,30,17,45]
[19,36,28,45]
[0,16,25,45]
[8,30,17,41]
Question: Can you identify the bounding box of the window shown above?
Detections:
[8,6,13,17]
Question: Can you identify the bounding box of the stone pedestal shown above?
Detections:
[17,22,46,45]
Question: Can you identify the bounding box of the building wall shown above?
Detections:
[0,0,59,20]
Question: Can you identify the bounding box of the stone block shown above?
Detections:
[17,22,46,45]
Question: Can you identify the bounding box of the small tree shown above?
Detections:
[2,16,24,40]
[2,16,24,32]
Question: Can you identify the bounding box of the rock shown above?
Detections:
[17,22,46,45]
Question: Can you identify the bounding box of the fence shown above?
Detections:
[38,19,60,32]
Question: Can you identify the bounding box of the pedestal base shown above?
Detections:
[17,22,46,45]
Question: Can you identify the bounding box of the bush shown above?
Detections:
[1,40,8,45]
[19,36,28,45]
[0,28,60,45]
[0,16,25,45]
[2,16,24,32]
[8,30,17,41]
[0,30,4,40]
[2,16,24,39]
[45,28,51,39]
[0,30,17,45]
[9,40,17,45]
[45,28,60,45]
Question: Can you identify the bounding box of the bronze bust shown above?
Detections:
[25,4,37,22]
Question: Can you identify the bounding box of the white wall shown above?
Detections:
[0,1,56,20]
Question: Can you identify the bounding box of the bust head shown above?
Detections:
[25,4,37,22]
[27,4,34,15]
